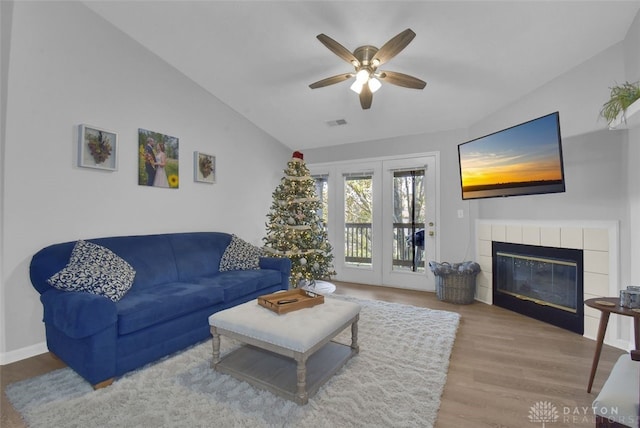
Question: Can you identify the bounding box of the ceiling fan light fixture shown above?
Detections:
[350,80,364,94]
[355,68,370,84]
[310,29,425,109]
[368,77,381,93]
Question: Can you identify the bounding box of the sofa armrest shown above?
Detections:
[259,257,291,275]
[40,290,118,339]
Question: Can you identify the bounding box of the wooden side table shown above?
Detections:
[584,297,640,393]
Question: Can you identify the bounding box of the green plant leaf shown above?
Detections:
[600,81,640,124]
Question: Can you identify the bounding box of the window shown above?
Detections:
[392,170,426,272]
[344,173,373,266]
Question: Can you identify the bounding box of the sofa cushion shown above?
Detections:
[116,282,225,335]
[90,235,179,290]
[219,235,264,271]
[168,232,231,280]
[195,269,282,302]
[47,240,136,302]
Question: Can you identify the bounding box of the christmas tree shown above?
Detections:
[263,151,335,288]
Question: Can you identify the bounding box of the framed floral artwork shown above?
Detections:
[194,151,215,184]
[78,124,118,171]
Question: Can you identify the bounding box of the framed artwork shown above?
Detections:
[194,151,216,184]
[78,124,118,171]
[138,128,180,188]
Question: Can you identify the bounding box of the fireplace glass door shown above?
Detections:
[495,252,578,313]
[492,241,583,334]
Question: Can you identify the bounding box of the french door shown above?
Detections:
[310,154,438,291]
[381,156,437,289]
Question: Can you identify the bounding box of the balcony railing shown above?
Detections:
[344,223,372,264]
[344,222,425,270]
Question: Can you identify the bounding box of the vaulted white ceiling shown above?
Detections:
[85,1,640,150]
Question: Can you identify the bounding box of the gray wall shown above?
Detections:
[624,11,640,285]
[0,1,290,362]
[476,129,627,222]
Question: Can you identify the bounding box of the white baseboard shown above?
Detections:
[0,341,48,365]
[608,338,634,352]
[582,332,632,352]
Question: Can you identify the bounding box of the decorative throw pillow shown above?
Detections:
[219,234,264,272]
[47,240,136,302]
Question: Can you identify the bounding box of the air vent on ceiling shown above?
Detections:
[326,119,348,127]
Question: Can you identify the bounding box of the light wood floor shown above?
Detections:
[1,281,626,427]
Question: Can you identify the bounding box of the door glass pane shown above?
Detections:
[344,174,373,266]
[392,170,425,272]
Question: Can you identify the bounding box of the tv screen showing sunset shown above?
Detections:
[458,112,565,200]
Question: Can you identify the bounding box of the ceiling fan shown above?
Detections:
[309,28,426,110]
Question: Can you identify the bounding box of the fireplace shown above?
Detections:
[492,241,584,334]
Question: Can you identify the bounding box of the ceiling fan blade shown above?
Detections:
[316,34,360,66]
[309,73,354,89]
[359,84,373,109]
[373,29,416,66]
[379,71,426,89]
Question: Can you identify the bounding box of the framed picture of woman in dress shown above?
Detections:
[138,128,179,188]
[194,152,215,184]
[78,124,118,171]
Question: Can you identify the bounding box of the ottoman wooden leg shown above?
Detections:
[296,355,309,405]
[351,314,360,353]
[210,326,221,367]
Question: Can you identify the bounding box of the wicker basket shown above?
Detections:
[430,261,480,305]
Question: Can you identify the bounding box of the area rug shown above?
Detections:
[6,296,460,428]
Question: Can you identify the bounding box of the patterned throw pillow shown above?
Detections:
[47,240,136,302]
[219,234,264,272]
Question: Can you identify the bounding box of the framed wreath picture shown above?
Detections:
[78,124,118,171]
[194,151,215,184]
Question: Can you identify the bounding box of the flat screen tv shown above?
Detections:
[457,111,565,200]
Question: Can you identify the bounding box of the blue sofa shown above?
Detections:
[29,232,290,388]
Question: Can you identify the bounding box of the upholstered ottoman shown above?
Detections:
[208,296,361,404]
[592,353,639,427]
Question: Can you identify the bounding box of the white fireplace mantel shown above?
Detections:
[475,219,631,351]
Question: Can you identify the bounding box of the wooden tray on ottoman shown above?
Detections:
[258,289,324,314]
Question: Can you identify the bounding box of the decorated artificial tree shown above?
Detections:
[263,151,335,288]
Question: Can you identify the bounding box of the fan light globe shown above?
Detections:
[350,80,364,94]
[368,78,382,93]
[355,69,370,84]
